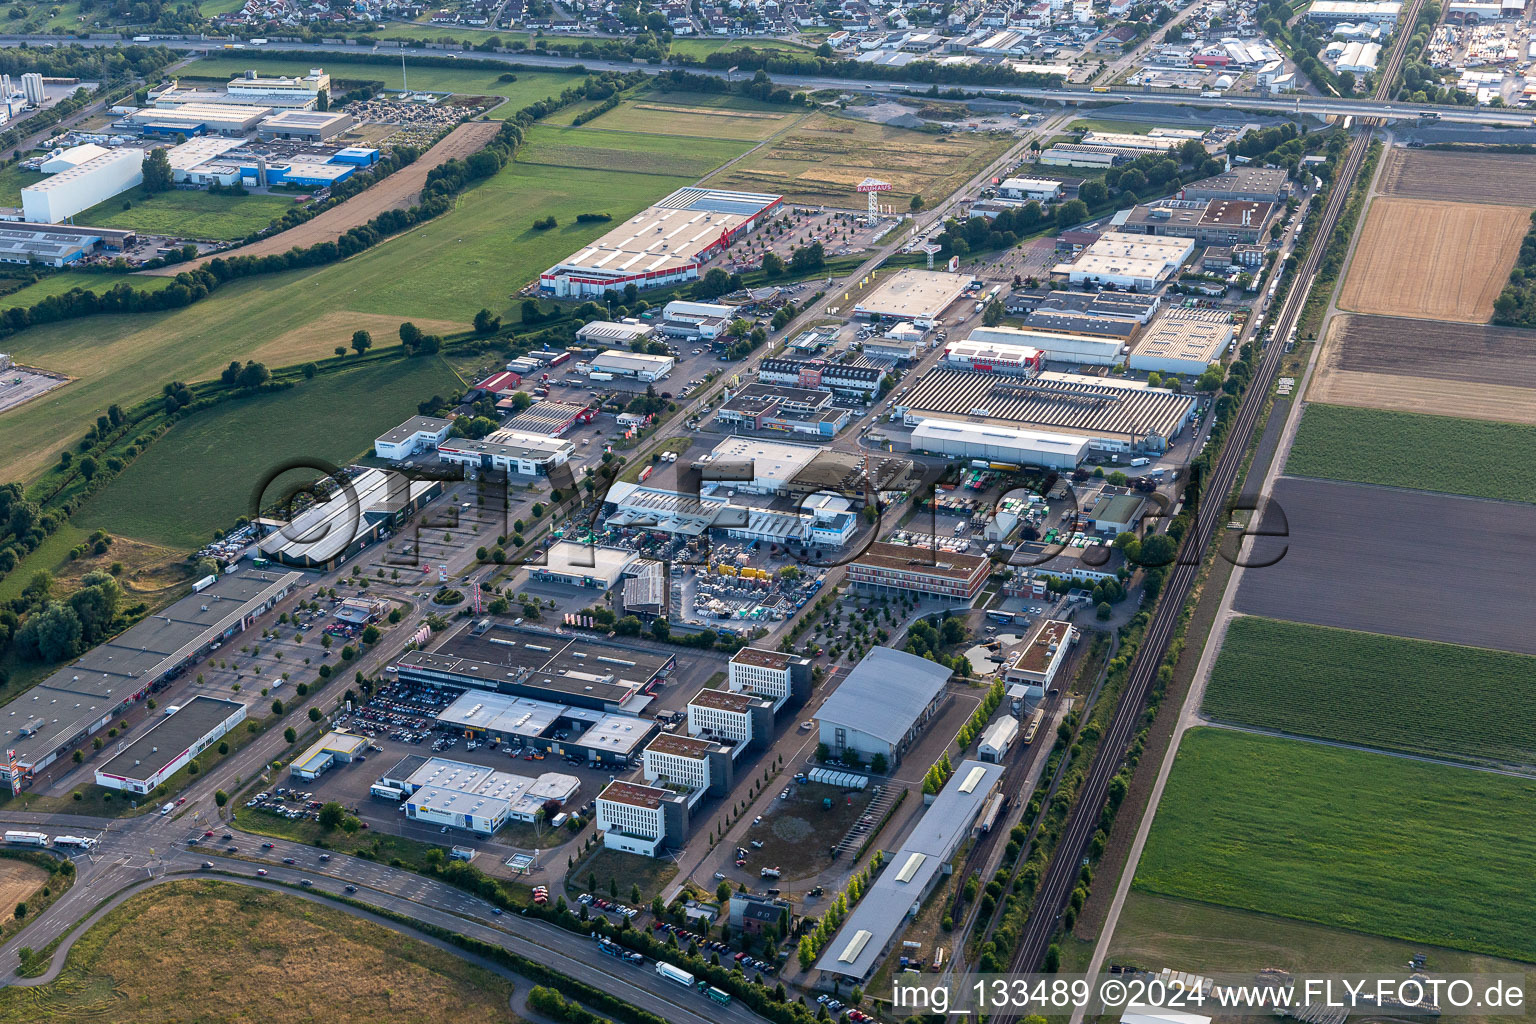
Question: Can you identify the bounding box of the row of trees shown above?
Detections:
[1492,209,1536,326]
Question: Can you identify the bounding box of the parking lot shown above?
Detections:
[0,365,69,415]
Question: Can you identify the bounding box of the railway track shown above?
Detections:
[989,2,1421,1007]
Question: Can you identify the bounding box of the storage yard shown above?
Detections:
[1235,476,1536,655]
[1376,147,1536,206]
[1135,728,1536,964]
[1310,313,1536,425]
[1204,615,1536,767]
[1337,197,1530,323]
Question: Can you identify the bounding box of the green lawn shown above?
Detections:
[75,185,302,242]
[1135,728,1536,963]
[519,124,749,178]
[180,56,581,118]
[1286,403,1536,503]
[75,357,461,548]
[0,158,690,485]
[1205,616,1536,766]
[0,163,45,204]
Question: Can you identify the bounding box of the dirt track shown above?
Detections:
[1337,197,1529,323]
[143,121,501,276]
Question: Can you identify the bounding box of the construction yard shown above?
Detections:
[1235,476,1536,654]
[703,112,1013,209]
[1134,728,1536,964]
[1377,146,1536,206]
[1309,313,1536,424]
[1337,197,1530,322]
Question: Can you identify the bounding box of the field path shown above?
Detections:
[141,121,501,276]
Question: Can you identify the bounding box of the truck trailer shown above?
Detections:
[655,961,694,987]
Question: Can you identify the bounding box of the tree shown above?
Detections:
[399,322,423,348]
[272,698,284,715]
[15,602,83,662]
[910,194,925,211]
[1055,199,1089,226]
[761,250,785,276]
[982,299,1005,326]
[717,880,733,903]
[350,329,372,356]
[214,789,228,808]
[308,707,322,722]
[473,308,501,334]
[78,456,98,481]
[1078,179,1108,206]
[318,801,346,829]
[283,726,297,743]
[142,147,173,193]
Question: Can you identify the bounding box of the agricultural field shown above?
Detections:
[703,112,1013,208]
[518,124,750,179]
[1205,615,1536,765]
[180,56,581,118]
[0,272,176,313]
[76,185,301,242]
[1285,403,1536,503]
[0,881,515,1024]
[76,356,462,549]
[0,158,687,483]
[570,92,802,141]
[1135,728,1536,963]
[1235,476,1536,655]
[0,858,47,921]
[1378,146,1536,206]
[1337,197,1529,322]
[1310,313,1536,425]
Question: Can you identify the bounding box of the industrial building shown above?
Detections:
[864,324,922,361]
[503,400,592,436]
[21,148,144,224]
[1180,166,1290,204]
[165,138,379,188]
[290,730,370,780]
[1121,198,1275,245]
[999,620,1078,702]
[227,68,331,106]
[392,625,672,712]
[816,761,1005,979]
[997,176,1065,201]
[845,541,990,600]
[942,339,1045,376]
[0,222,130,267]
[1092,491,1147,535]
[38,143,108,172]
[2,568,299,790]
[853,269,972,323]
[687,688,775,752]
[602,479,858,550]
[727,647,813,709]
[1039,143,1133,168]
[757,357,883,398]
[595,780,689,856]
[658,299,734,340]
[576,320,655,347]
[257,109,357,141]
[642,733,733,798]
[590,349,675,381]
[528,541,639,589]
[436,429,574,476]
[1053,231,1194,291]
[1129,308,1234,375]
[373,415,452,459]
[815,648,953,765]
[435,689,656,766]
[125,102,272,136]
[384,755,579,833]
[539,187,782,298]
[978,716,1019,762]
[910,419,1092,470]
[93,697,248,794]
[700,435,823,495]
[964,323,1122,367]
[1305,0,1403,24]
[898,368,1197,453]
[254,467,442,571]
[716,382,851,438]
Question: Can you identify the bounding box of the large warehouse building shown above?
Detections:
[853,269,972,323]
[1053,232,1194,291]
[966,324,1124,368]
[815,648,953,766]
[93,696,248,794]
[22,148,144,223]
[590,349,675,381]
[539,187,781,298]
[1129,308,1234,375]
[437,429,574,476]
[897,367,1197,453]
[910,419,1091,469]
[381,755,580,833]
[255,467,441,571]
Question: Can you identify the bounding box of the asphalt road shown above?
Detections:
[0,34,1528,126]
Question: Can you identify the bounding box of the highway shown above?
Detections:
[0,33,1531,126]
[988,0,1422,1005]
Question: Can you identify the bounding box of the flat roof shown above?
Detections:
[1201,199,1273,227]
[437,428,574,463]
[1021,310,1138,340]
[580,715,655,757]
[853,270,972,320]
[911,418,1093,460]
[536,542,637,582]
[731,648,792,670]
[902,368,1194,444]
[376,415,451,444]
[293,730,369,773]
[552,187,780,279]
[592,350,675,371]
[1006,619,1074,675]
[816,759,1005,978]
[261,109,351,126]
[815,647,952,746]
[849,541,989,582]
[437,690,564,737]
[706,434,821,484]
[599,779,669,808]
[689,688,759,713]
[256,467,436,565]
[6,568,300,769]
[25,149,143,194]
[1132,308,1233,365]
[94,697,246,784]
[646,733,724,758]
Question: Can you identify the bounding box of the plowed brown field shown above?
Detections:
[1378,147,1536,206]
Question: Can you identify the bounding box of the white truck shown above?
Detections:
[655,961,694,987]
[53,835,97,851]
[2,830,49,847]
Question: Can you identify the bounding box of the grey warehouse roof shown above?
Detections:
[815,648,952,746]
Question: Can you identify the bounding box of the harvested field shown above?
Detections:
[1378,146,1536,206]
[1310,313,1536,424]
[1136,728,1536,963]
[1235,476,1536,654]
[571,92,797,141]
[703,112,1013,208]
[0,858,47,920]
[144,121,500,276]
[1205,616,1536,766]
[1337,197,1528,322]
[0,880,515,1024]
[1286,403,1536,503]
[517,124,749,179]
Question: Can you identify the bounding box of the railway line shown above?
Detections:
[989,0,1422,1004]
